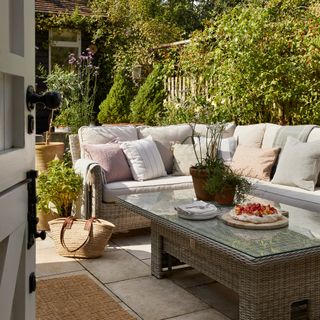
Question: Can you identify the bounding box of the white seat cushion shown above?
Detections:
[103,175,193,202]
[248,177,320,212]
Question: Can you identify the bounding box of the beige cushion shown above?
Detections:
[230,145,280,181]
[233,123,266,148]
[78,125,138,158]
[103,175,193,202]
[172,144,197,176]
[261,123,282,148]
[307,127,320,142]
[172,143,208,176]
[120,137,167,181]
[193,122,236,139]
[271,137,320,191]
[137,124,192,174]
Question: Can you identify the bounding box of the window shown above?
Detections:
[49,29,81,71]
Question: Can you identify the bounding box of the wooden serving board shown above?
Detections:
[220,213,288,230]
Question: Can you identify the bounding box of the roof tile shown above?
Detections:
[35,0,91,15]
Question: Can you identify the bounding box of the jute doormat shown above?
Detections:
[36,275,136,320]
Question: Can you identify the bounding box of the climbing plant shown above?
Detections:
[176,0,320,125]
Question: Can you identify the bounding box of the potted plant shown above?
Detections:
[34,74,65,172]
[51,49,99,134]
[37,159,83,230]
[189,123,251,205]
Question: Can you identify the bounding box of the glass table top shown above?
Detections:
[118,189,320,259]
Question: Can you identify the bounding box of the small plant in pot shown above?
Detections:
[35,86,64,173]
[37,159,83,230]
[189,123,251,205]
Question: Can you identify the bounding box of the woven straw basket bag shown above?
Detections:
[49,217,115,258]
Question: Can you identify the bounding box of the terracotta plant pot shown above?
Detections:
[37,210,60,231]
[214,186,236,206]
[35,142,64,172]
[189,167,216,201]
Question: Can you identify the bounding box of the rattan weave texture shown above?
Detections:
[118,196,320,320]
[49,218,114,258]
[69,134,150,233]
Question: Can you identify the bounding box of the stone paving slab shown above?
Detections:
[107,276,208,320]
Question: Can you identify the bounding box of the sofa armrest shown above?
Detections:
[74,158,103,218]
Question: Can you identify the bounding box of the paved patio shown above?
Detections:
[36,229,238,320]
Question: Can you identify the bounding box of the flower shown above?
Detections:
[52,48,99,133]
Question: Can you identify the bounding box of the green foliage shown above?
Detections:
[191,124,251,203]
[161,95,218,125]
[205,158,251,203]
[43,50,98,133]
[40,65,78,110]
[177,0,320,125]
[37,160,83,217]
[98,71,134,124]
[89,0,182,74]
[130,64,166,124]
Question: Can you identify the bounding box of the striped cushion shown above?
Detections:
[120,137,167,181]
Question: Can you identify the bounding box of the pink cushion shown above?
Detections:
[230,145,280,181]
[82,144,132,182]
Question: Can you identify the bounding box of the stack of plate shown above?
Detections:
[175,201,219,220]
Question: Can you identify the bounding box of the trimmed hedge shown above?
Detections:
[98,71,134,124]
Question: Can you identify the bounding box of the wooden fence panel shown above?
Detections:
[164,76,211,103]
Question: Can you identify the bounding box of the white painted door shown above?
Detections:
[0,1,36,319]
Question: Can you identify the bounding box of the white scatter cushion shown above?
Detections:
[261,123,282,148]
[78,125,138,158]
[218,136,238,162]
[137,124,192,174]
[271,137,320,191]
[120,137,167,181]
[233,124,266,148]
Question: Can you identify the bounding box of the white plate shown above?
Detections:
[178,211,219,220]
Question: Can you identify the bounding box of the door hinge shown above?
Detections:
[29,272,36,293]
[27,170,46,249]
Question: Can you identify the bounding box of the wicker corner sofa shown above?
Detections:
[69,123,320,233]
[68,123,216,232]
[68,135,148,233]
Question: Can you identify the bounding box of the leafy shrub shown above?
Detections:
[178,0,320,124]
[43,49,99,133]
[37,160,83,217]
[130,64,166,124]
[98,71,134,124]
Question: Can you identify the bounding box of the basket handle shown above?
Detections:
[60,217,97,253]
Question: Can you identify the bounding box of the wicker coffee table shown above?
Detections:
[117,189,320,320]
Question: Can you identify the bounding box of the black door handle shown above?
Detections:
[26,85,61,111]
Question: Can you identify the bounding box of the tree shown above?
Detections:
[130,64,166,124]
[98,71,134,124]
[177,0,320,124]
